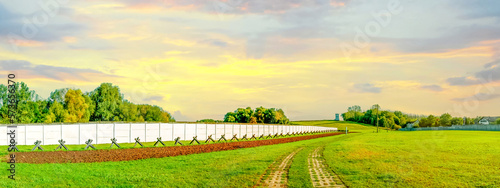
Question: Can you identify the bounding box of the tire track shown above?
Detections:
[257,148,303,188]
[308,147,346,188]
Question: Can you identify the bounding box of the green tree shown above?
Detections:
[45,101,67,123]
[451,117,463,125]
[465,117,474,125]
[2,82,40,123]
[253,106,266,123]
[275,109,289,124]
[496,118,500,125]
[263,108,277,124]
[82,93,95,121]
[64,89,89,122]
[224,112,237,122]
[89,83,123,121]
[235,107,253,123]
[439,113,452,127]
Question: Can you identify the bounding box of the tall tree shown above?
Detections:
[89,83,123,121]
[45,101,67,123]
[253,106,266,123]
[64,89,89,122]
[451,117,463,125]
[439,113,452,126]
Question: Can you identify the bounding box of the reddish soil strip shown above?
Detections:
[12,132,344,164]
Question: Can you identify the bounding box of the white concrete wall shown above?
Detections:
[1,123,337,145]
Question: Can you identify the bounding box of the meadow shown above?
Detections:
[1,121,498,187]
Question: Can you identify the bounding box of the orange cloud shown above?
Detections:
[9,39,44,47]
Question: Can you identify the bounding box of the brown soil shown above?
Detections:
[12,132,344,164]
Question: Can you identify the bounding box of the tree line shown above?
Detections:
[0,82,174,124]
[342,104,500,129]
[223,107,290,124]
[342,105,414,130]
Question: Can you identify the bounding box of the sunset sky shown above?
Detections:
[1,0,499,121]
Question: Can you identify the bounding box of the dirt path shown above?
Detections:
[308,147,346,188]
[257,148,303,188]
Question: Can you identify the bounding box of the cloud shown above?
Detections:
[453,0,500,19]
[119,0,349,15]
[484,60,500,69]
[447,61,500,86]
[452,93,500,102]
[199,38,228,47]
[143,95,164,102]
[420,84,443,92]
[172,110,193,121]
[378,25,500,53]
[0,3,86,45]
[0,60,118,82]
[352,83,381,93]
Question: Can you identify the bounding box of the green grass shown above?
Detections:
[0,134,348,187]
[2,120,499,187]
[323,130,500,187]
[288,145,314,188]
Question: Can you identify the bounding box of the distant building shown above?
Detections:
[406,120,419,129]
[479,118,489,125]
[478,116,500,125]
[335,113,340,121]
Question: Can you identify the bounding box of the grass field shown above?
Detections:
[323,130,500,187]
[1,121,498,187]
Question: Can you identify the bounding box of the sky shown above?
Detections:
[0,0,499,121]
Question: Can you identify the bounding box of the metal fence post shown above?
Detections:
[96,123,98,144]
[159,123,161,138]
[184,123,186,140]
[60,123,63,140]
[129,123,132,143]
[113,122,116,138]
[78,124,81,145]
[172,123,174,141]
